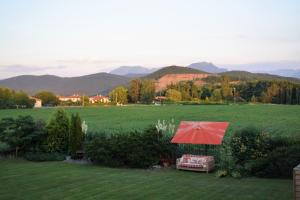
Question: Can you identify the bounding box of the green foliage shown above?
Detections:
[47,109,70,153]
[229,126,271,167]
[215,170,228,178]
[0,87,34,109]
[237,81,300,104]
[247,145,300,178]
[0,141,10,153]
[140,79,156,104]
[35,91,59,106]
[109,86,128,104]
[166,81,200,101]
[69,113,84,157]
[166,89,182,102]
[25,152,65,161]
[85,126,177,168]
[0,116,47,156]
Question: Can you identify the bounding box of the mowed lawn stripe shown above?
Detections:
[0,159,293,200]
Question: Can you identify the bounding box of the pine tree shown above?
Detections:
[47,109,70,153]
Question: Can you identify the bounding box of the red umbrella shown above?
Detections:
[171,121,229,145]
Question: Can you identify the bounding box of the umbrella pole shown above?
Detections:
[205,145,208,155]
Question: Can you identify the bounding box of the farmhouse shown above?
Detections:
[30,97,42,108]
[58,94,81,102]
[89,95,110,104]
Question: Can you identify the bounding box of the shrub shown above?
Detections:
[247,145,300,178]
[231,171,242,179]
[47,109,70,153]
[85,126,177,168]
[25,152,65,161]
[229,126,271,166]
[215,170,228,178]
[0,141,10,153]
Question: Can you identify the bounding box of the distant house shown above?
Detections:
[30,97,42,108]
[89,95,110,104]
[58,94,81,102]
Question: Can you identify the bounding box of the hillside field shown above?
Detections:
[0,104,300,137]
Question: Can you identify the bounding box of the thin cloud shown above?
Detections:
[0,65,67,73]
[56,59,123,65]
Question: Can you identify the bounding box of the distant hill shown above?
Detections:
[110,66,157,76]
[187,62,227,73]
[143,65,207,80]
[0,73,130,96]
[262,69,300,79]
[220,71,300,84]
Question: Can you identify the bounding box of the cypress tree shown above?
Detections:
[69,113,84,157]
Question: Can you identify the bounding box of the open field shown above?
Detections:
[0,104,300,136]
[0,159,293,200]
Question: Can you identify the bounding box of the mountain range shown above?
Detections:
[1,62,300,96]
[0,73,130,96]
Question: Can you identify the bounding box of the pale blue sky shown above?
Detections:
[0,0,300,78]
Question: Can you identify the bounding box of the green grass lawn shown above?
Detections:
[0,159,293,200]
[0,104,300,136]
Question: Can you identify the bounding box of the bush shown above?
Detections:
[0,141,10,153]
[25,152,65,161]
[247,145,300,178]
[229,126,271,166]
[85,126,177,168]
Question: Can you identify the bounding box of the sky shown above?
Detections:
[0,0,300,79]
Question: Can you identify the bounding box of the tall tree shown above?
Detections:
[47,109,70,153]
[109,86,128,104]
[221,75,232,99]
[140,79,156,104]
[69,113,84,157]
[262,83,280,103]
[129,79,142,103]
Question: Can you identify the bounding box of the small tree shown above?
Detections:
[35,91,59,106]
[109,86,128,104]
[47,109,70,153]
[69,113,84,157]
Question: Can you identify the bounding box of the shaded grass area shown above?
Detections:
[0,159,293,200]
[0,104,300,136]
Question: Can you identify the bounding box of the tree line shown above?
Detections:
[0,87,35,109]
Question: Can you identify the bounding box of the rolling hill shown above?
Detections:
[0,73,130,96]
[143,65,207,80]
[219,71,300,84]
